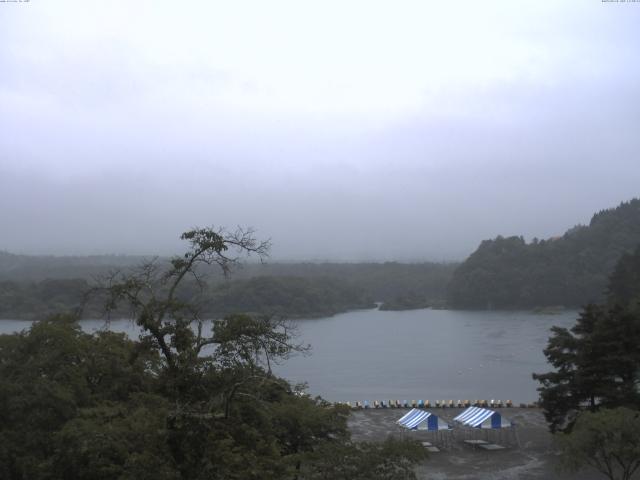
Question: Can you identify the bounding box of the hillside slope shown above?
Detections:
[447,199,640,309]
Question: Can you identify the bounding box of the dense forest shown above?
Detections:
[0,276,373,320]
[204,276,375,318]
[0,255,455,319]
[448,199,640,309]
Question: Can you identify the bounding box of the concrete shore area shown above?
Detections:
[348,408,602,480]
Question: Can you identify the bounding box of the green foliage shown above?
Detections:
[534,246,640,432]
[533,305,640,431]
[0,275,375,321]
[379,292,432,311]
[557,407,640,480]
[52,397,177,480]
[607,244,640,312]
[0,315,425,479]
[0,257,456,320]
[449,199,640,308]
[0,279,89,320]
[0,228,428,479]
[0,314,165,480]
[300,437,428,480]
[205,275,374,318]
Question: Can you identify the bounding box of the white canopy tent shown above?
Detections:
[453,406,519,447]
[453,406,512,429]
[397,408,451,431]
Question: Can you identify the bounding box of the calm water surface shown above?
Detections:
[0,308,576,403]
[275,308,576,403]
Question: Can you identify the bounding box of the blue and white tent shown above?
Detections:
[453,406,512,429]
[396,408,451,431]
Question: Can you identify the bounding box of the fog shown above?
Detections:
[1,1,639,261]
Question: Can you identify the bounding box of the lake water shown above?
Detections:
[275,308,577,404]
[0,308,577,403]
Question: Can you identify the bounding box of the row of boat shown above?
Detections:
[337,399,539,409]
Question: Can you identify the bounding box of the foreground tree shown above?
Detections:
[97,226,272,376]
[533,304,640,431]
[301,438,428,480]
[0,316,169,480]
[558,407,640,480]
[1,227,428,479]
[533,245,640,432]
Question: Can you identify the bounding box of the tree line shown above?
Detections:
[448,199,640,309]
[2,198,639,317]
[0,260,455,320]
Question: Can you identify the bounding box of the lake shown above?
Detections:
[0,308,577,403]
[275,308,577,403]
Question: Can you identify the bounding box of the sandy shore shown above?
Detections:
[347,408,602,480]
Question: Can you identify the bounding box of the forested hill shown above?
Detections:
[447,198,640,309]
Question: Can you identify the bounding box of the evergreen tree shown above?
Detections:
[533,244,640,432]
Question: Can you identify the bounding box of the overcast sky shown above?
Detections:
[1,0,639,261]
